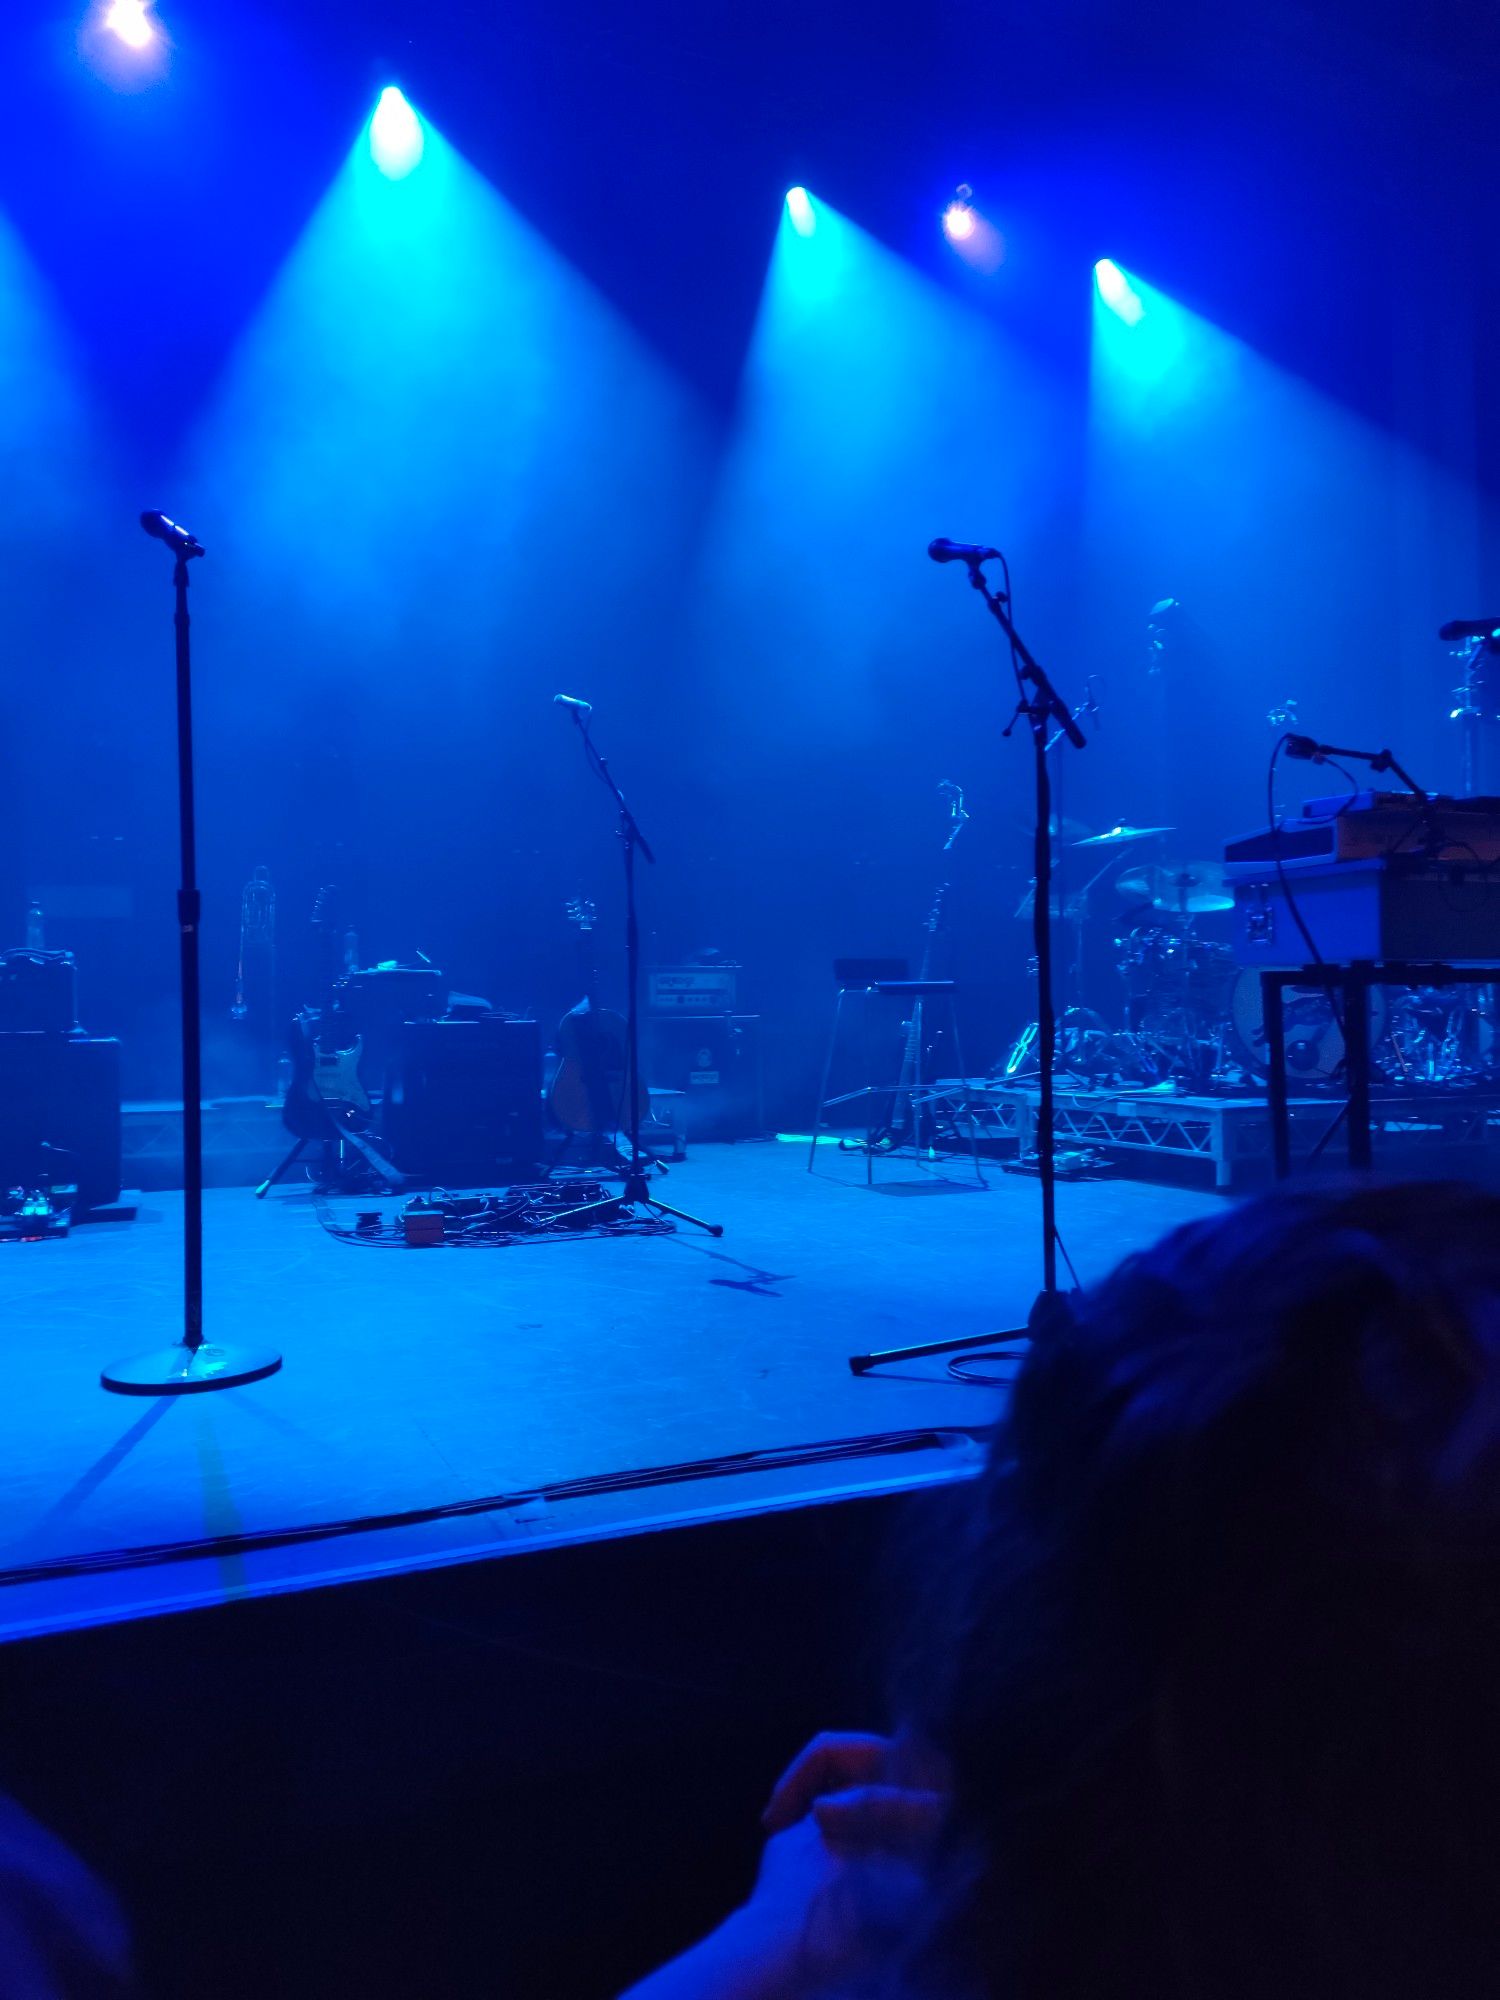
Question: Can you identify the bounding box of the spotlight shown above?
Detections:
[941,185,1004,273]
[1094,258,1144,325]
[104,0,154,47]
[785,186,815,237]
[942,187,976,243]
[370,86,425,180]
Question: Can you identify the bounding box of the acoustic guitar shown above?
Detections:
[549,899,649,1139]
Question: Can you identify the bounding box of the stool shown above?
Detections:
[808,962,983,1185]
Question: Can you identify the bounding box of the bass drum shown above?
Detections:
[1230,972,1388,1087]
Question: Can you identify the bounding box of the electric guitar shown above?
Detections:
[282,1011,372,1137]
[549,899,649,1139]
[277,887,400,1188]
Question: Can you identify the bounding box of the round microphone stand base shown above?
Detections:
[101,1341,284,1397]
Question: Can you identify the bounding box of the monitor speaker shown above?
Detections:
[384,1017,543,1186]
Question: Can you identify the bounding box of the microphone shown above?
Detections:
[1439,618,1500,643]
[928,537,1001,566]
[140,511,205,558]
[553,694,594,716]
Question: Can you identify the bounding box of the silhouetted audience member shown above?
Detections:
[0,1796,131,1996]
[626,1181,1500,1998]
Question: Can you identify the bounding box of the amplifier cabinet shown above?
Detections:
[643,1014,763,1141]
[0,951,80,1035]
[1230,859,1500,968]
[0,1033,121,1210]
[648,967,739,1012]
[384,1018,543,1186]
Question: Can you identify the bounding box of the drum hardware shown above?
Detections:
[1439,617,1500,797]
[1229,964,1390,1088]
[999,1007,1166,1089]
[1382,985,1497,1088]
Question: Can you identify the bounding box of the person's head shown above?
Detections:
[915,1180,1500,2000]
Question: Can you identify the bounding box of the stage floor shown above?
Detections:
[0,1143,1220,1643]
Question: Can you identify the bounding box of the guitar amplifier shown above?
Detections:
[643,1014,763,1141]
[0,1033,121,1210]
[648,966,740,1013]
[0,950,80,1035]
[383,1017,543,1186]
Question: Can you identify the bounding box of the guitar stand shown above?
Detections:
[256,1135,311,1198]
[809,977,984,1186]
[543,1122,669,1183]
[565,705,723,1239]
[256,1110,403,1199]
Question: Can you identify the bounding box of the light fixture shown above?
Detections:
[370,86,425,180]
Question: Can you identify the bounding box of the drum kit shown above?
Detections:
[1002,821,1497,1094]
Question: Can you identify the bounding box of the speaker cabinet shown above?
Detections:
[643,1014,763,1141]
[384,1018,543,1186]
[0,1033,121,1210]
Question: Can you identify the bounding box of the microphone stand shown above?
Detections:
[850,556,1084,1372]
[563,707,723,1237]
[101,519,283,1393]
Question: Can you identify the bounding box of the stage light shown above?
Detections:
[1094,258,1144,325]
[370,86,425,179]
[104,0,154,47]
[941,185,1004,274]
[785,186,816,237]
[942,197,976,243]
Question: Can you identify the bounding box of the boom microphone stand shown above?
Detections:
[101,514,283,1394]
[849,540,1085,1373]
[558,698,723,1237]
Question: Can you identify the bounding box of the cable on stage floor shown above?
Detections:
[310,1182,677,1248]
[0,1426,993,1592]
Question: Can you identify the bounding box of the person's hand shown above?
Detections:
[762,1730,948,1857]
[619,1734,947,2000]
[621,1813,926,1999]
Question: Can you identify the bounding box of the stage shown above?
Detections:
[0,1142,1220,1645]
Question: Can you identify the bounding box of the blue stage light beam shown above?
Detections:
[178,101,705,727]
[370,86,425,179]
[1082,258,1485,848]
[1094,258,1144,325]
[785,186,816,237]
[693,195,1067,742]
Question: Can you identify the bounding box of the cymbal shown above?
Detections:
[1072,822,1175,849]
[1116,861,1233,914]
